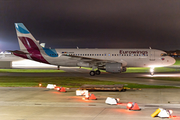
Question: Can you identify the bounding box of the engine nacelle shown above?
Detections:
[105,63,122,73]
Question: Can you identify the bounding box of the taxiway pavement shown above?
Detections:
[0,87,180,120]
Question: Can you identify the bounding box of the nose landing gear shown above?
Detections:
[150,67,154,76]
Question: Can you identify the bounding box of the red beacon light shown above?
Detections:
[126,102,141,111]
[127,102,133,109]
[116,98,120,102]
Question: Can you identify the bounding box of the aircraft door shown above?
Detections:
[149,51,155,61]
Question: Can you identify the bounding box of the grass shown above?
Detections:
[173,58,180,65]
[0,69,65,73]
[0,76,177,88]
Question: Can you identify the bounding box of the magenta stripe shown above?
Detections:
[13,53,28,59]
[19,37,49,64]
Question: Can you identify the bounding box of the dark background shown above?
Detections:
[0,0,180,51]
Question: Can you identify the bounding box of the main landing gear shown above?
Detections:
[89,70,101,76]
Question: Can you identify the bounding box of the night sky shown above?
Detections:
[0,0,180,51]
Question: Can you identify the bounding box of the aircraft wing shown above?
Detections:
[62,54,120,66]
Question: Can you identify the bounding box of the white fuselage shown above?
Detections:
[42,48,175,68]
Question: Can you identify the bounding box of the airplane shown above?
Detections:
[10,23,176,76]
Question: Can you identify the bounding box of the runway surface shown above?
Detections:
[0,87,180,120]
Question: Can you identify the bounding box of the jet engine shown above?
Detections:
[105,63,122,73]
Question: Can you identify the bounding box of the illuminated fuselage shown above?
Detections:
[14,48,175,68]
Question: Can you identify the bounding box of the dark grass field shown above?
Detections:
[0,76,177,88]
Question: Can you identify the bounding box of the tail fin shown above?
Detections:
[15,23,42,51]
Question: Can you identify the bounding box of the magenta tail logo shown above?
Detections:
[18,37,49,64]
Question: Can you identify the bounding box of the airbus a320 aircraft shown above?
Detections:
[10,23,175,76]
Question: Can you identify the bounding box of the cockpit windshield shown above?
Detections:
[161,53,168,56]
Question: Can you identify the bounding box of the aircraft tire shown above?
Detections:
[95,70,101,75]
[89,71,95,76]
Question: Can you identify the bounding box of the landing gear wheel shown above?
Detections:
[95,70,101,75]
[89,71,95,76]
[150,72,154,76]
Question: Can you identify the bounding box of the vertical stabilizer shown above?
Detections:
[15,23,42,51]
[14,23,57,64]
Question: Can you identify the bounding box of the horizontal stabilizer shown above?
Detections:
[7,50,29,55]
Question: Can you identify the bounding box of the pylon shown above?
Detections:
[89,93,97,100]
[127,102,141,111]
[54,86,61,91]
[59,87,66,92]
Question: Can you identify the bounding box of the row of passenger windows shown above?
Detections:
[65,53,148,57]
[49,54,58,56]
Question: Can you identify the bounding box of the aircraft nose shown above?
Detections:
[171,57,176,65]
[168,56,176,65]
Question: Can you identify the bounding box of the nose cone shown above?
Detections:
[171,57,176,65]
[167,56,176,65]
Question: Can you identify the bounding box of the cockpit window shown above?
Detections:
[161,53,168,56]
